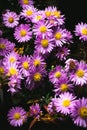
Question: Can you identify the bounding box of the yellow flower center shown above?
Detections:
[14,113,21,120]
[60,84,68,92]
[20,29,27,37]
[33,72,42,81]
[8,67,18,76]
[0,43,6,49]
[76,69,84,77]
[0,67,4,74]
[26,10,33,16]
[45,11,51,17]
[22,61,29,69]
[40,25,47,33]
[79,107,87,118]
[36,15,42,20]
[55,71,61,78]
[81,28,87,35]
[34,59,40,67]
[9,57,16,63]
[41,39,49,48]
[23,0,29,4]
[8,17,14,23]
[52,11,60,18]
[55,32,62,40]
[62,99,70,107]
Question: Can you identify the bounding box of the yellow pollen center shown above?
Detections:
[52,11,60,18]
[22,61,29,69]
[0,43,6,49]
[79,107,87,118]
[34,60,40,66]
[33,72,42,81]
[23,0,29,4]
[62,99,70,107]
[8,17,14,23]
[8,67,18,76]
[9,57,16,63]
[41,39,49,47]
[40,26,47,33]
[45,11,51,17]
[26,10,33,16]
[81,28,87,35]
[76,69,84,77]
[55,32,62,40]
[20,29,27,37]
[0,67,4,74]
[60,84,68,92]
[14,113,21,120]
[36,15,42,20]
[55,71,61,78]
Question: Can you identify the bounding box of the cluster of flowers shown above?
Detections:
[0,0,87,128]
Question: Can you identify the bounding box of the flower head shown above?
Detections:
[19,0,34,8]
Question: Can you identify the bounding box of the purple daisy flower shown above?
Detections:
[56,46,70,61]
[7,106,27,127]
[54,77,74,95]
[49,65,66,85]
[2,10,19,28]
[35,36,55,54]
[55,92,76,115]
[29,103,42,117]
[70,60,87,86]
[74,22,87,42]
[71,97,87,128]
[19,0,34,8]
[0,38,15,56]
[14,24,32,43]
[33,20,53,38]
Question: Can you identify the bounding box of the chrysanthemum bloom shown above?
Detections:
[53,27,72,47]
[8,76,21,94]
[49,65,66,85]
[29,103,42,117]
[71,97,87,128]
[33,20,53,38]
[56,46,70,61]
[0,30,3,37]
[19,55,30,77]
[65,58,78,72]
[0,38,15,56]
[19,0,34,8]
[7,106,27,127]
[55,92,76,115]
[20,5,37,21]
[74,22,87,41]
[30,52,46,68]
[26,66,47,90]
[32,10,45,23]
[2,10,19,28]
[70,60,87,86]
[54,77,74,95]
[35,36,55,54]
[14,24,32,43]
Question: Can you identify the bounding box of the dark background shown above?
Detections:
[0,0,87,130]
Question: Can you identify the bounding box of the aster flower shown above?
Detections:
[71,97,87,128]
[29,103,42,117]
[33,20,53,38]
[49,65,66,85]
[56,46,70,61]
[19,0,34,8]
[20,5,37,21]
[55,92,76,115]
[70,60,87,86]
[2,10,19,28]
[14,24,32,43]
[0,38,15,56]
[7,106,27,127]
[54,77,74,95]
[35,36,55,54]
[74,22,87,41]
